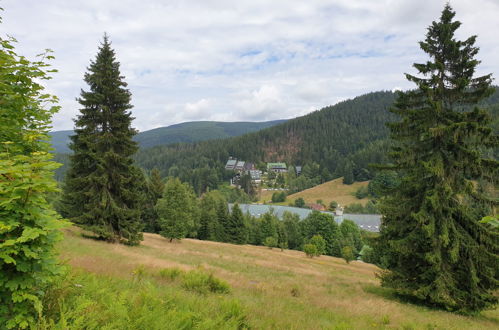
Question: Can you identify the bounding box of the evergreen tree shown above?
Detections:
[156,178,196,242]
[378,5,498,313]
[61,35,144,245]
[215,200,230,242]
[143,168,164,232]
[0,34,66,327]
[228,203,246,244]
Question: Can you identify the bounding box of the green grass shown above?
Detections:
[46,227,499,329]
[40,270,246,329]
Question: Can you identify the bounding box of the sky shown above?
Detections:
[2,0,499,132]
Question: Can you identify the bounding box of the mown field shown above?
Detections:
[259,178,370,207]
[54,226,499,329]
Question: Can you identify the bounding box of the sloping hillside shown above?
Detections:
[57,226,498,329]
[284,177,369,207]
[136,91,398,183]
[49,120,286,153]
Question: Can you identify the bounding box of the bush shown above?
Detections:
[271,191,286,203]
[329,201,338,211]
[341,246,355,264]
[181,270,230,295]
[158,268,184,281]
[263,236,278,249]
[303,244,318,258]
[354,186,369,199]
[294,197,306,208]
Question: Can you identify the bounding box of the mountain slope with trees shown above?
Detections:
[135,88,498,195]
[135,91,398,192]
[49,120,286,153]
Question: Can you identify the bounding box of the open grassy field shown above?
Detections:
[56,226,499,329]
[281,178,370,207]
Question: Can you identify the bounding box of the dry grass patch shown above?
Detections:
[58,226,499,329]
[287,177,369,207]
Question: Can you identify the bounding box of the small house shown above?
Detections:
[295,166,302,175]
[267,162,287,173]
[225,158,237,170]
[235,161,246,171]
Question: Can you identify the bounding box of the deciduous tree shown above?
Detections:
[0,33,66,328]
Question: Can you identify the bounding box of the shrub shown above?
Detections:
[341,246,355,264]
[158,268,184,281]
[271,191,286,203]
[294,197,306,208]
[303,244,318,258]
[290,286,301,297]
[263,236,278,249]
[354,186,369,199]
[181,271,230,294]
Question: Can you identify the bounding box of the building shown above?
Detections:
[267,162,287,173]
[225,158,237,170]
[243,162,255,171]
[235,160,245,171]
[249,170,262,183]
[295,166,302,175]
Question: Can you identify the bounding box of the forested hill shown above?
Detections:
[135,91,398,191]
[49,120,286,153]
[135,88,499,194]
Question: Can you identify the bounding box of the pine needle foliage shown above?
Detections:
[378,5,498,314]
[0,33,67,328]
[61,35,144,245]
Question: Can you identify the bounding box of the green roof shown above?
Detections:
[267,162,286,168]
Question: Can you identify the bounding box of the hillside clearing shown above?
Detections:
[57,227,498,329]
[273,178,370,207]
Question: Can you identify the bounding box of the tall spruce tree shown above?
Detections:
[143,168,164,232]
[61,35,144,245]
[228,203,246,244]
[378,5,498,313]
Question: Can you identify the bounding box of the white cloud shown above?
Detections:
[1,0,498,131]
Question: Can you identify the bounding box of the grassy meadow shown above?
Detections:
[259,178,369,207]
[50,226,499,329]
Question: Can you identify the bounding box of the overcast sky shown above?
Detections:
[3,0,499,131]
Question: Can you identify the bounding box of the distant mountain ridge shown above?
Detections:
[49,120,286,153]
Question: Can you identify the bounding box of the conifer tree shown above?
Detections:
[378,4,498,313]
[228,203,246,244]
[215,200,230,242]
[61,35,144,245]
[143,168,164,232]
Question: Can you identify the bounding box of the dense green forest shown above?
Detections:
[49,120,285,153]
[134,91,397,190]
[134,89,499,194]
[52,89,498,191]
